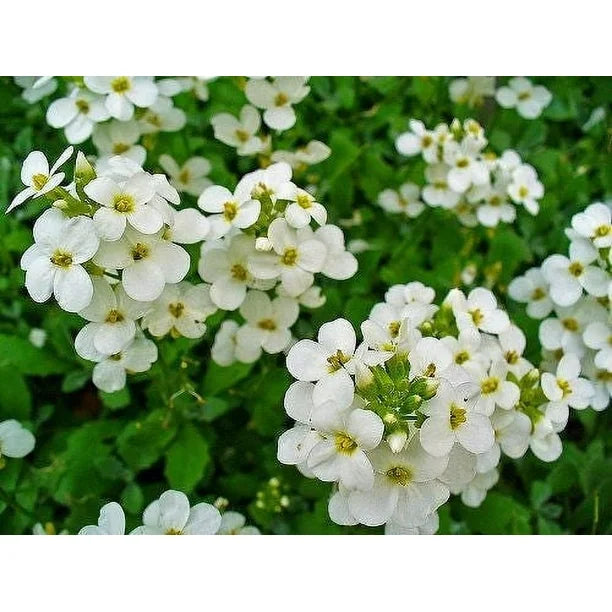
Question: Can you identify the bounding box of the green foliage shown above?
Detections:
[0,76,610,535]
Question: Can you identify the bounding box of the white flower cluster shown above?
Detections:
[449,76,496,107]
[11,147,216,393]
[384,118,544,227]
[13,76,198,148]
[278,280,593,534]
[210,76,331,170]
[77,489,259,535]
[197,162,358,366]
[509,202,611,412]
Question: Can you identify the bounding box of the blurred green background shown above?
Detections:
[0,76,610,534]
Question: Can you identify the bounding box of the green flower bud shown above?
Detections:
[75,151,96,186]
[399,394,423,416]
[410,376,439,400]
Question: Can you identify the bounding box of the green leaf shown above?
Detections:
[164,424,210,494]
[463,492,532,534]
[202,361,253,396]
[0,334,70,376]
[0,366,32,419]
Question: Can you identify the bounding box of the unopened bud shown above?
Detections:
[523,368,540,387]
[255,237,272,251]
[75,151,96,185]
[355,361,374,390]
[410,376,439,400]
[52,199,69,210]
[399,394,423,416]
[387,430,407,453]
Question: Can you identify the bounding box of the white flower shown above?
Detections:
[385,512,439,535]
[93,227,189,302]
[422,164,460,209]
[441,330,489,379]
[449,76,495,107]
[507,165,544,215]
[85,173,161,241]
[14,76,57,103]
[236,290,298,354]
[139,97,186,134]
[82,336,158,393]
[395,119,438,162]
[490,409,532,459]
[132,490,221,535]
[307,402,384,490]
[420,381,495,456]
[159,155,212,197]
[0,420,35,459]
[28,328,47,348]
[92,120,146,166]
[311,224,357,281]
[443,141,489,193]
[583,321,612,371]
[199,234,273,310]
[529,417,562,462]
[460,468,499,507]
[248,218,327,297]
[571,202,612,248]
[385,282,435,308]
[496,77,552,119]
[245,77,310,131]
[211,105,265,155]
[498,324,533,378]
[46,88,110,144]
[508,268,553,319]
[448,287,510,335]
[211,320,261,366]
[538,299,606,356]
[271,140,331,168]
[287,318,359,405]
[277,183,327,228]
[84,76,158,121]
[233,162,293,204]
[8,146,73,213]
[408,336,453,382]
[198,185,261,239]
[475,360,520,415]
[142,282,216,339]
[77,277,150,355]
[377,183,425,218]
[20,208,98,312]
[348,439,449,528]
[541,354,594,411]
[473,185,516,227]
[541,239,609,306]
[216,512,260,535]
[164,208,210,244]
[78,502,126,535]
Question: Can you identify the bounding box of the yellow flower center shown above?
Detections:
[595,224,610,237]
[111,76,131,93]
[334,432,358,455]
[112,142,130,154]
[296,194,312,209]
[531,287,546,300]
[76,98,90,113]
[557,378,571,397]
[168,302,185,318]
[235,129,250,142]
[424,362,437,377]
[257,318,277,331]
[50,249,73,268]
[281,247,298,266]
[518,186,529,198]
[327,350,350,372]
[231,263,247,281]
[223,201,238,221]
[568,261,583,277]
[469,308,484,325]
[481,377,499,394]
[421,135,433,148]
[388,321,400,338]
[32,173,48,191]
[178,169,191,185]
[131,243,150,261]
[456,157,469,168]
[105,309,124,323]
[113,194,135,213]
[450,403,467,430]
[386,466,412,486]
[274,92,289,107]
[505,350,519,365]
[164,528,182,535]
[562,317,578,332]
[518,91,531,101]
[455,350,470,364]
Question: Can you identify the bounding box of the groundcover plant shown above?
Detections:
[0,76,610,535]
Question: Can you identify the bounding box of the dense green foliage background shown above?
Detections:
[0,76,610,535]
